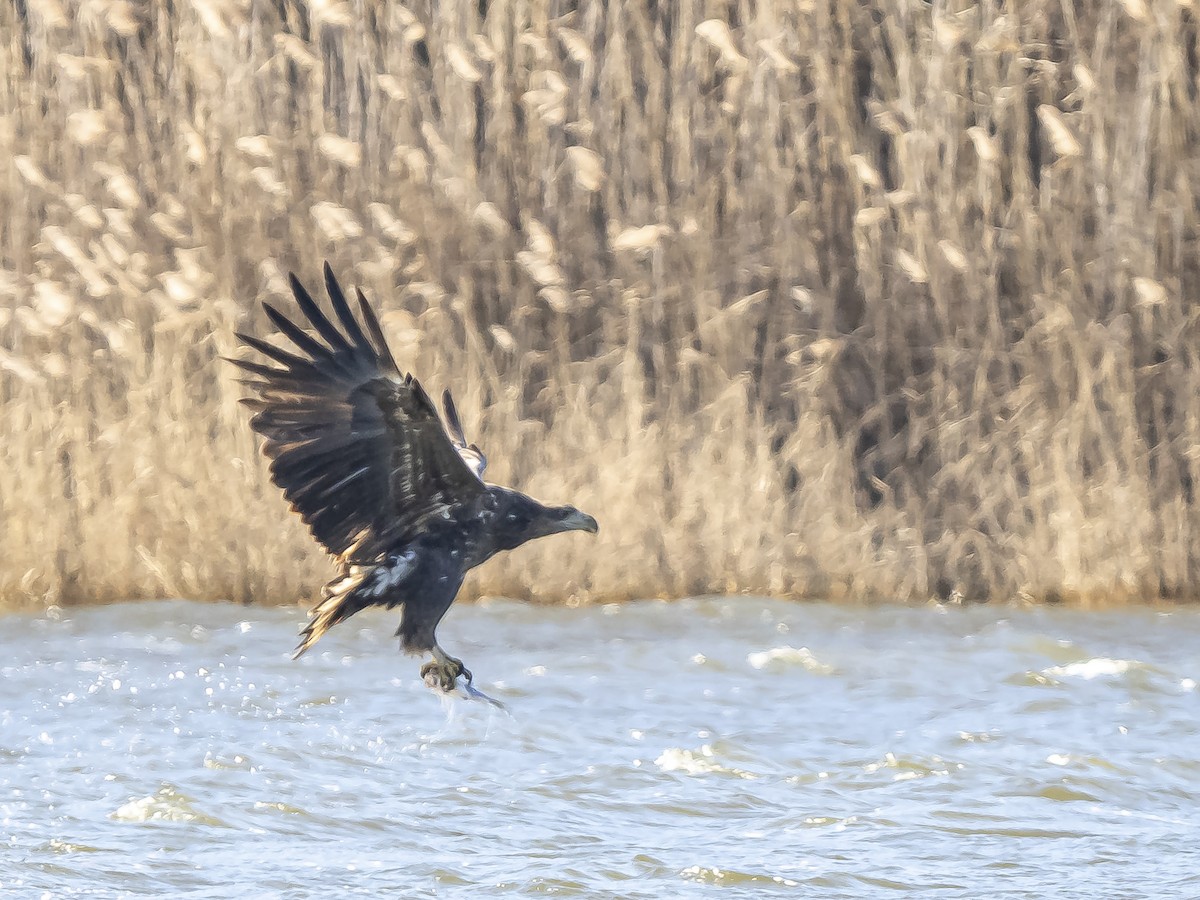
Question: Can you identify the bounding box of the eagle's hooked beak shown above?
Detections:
[561,507,599,535]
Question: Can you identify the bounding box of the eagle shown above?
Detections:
[227,264,598,699]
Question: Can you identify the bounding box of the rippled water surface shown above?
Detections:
[3,598,1199,898]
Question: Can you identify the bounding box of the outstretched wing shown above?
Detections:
[227,263,486,562]
[441,389,488,480]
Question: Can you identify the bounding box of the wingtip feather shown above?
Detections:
[323,263,372,352]
[289,270,350,352]
[355,286,402,377]
[442,389,467,444]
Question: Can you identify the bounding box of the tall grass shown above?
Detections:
[3,0,1200,609]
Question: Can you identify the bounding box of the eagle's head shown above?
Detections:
[497,491,599,545]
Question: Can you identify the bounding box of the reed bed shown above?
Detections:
[3,0,1200,609]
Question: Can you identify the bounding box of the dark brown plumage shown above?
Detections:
[226,264,598,695]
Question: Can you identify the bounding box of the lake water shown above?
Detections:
[2,597,1198,898]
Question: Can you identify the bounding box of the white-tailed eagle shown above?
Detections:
[227,264,597,698]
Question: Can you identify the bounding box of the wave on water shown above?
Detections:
[746,646,834,674]
[1042,658,1139,680]
[110,785,226,827]
[655,746,759,780]
[680,865,800,887]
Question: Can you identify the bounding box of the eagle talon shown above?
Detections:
[420,659,459,692]
[419,654,503,708]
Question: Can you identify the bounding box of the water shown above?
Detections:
[2,598,1199,898]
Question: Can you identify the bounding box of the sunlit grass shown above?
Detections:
[2,1,1198,608]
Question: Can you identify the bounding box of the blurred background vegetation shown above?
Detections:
[3,0,1200,608]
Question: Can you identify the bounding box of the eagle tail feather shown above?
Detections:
[292,553,415,659]
[293,569,373,659]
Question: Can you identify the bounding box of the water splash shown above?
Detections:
[747,645,834,674]
[1043,658,1139,679]
[110,785,226,827]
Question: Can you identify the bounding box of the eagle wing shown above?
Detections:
[441,389,488,480]
[227,263,486,563]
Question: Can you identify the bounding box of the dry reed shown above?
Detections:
[3,0,1200,609]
